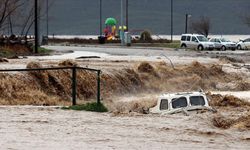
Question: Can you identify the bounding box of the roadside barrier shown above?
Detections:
[0,66,101,106]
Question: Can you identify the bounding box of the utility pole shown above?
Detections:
[185,14,191,33]
[46,0,49,37]
[34,0,38,53]
[126,0,128,31]
[170,0,173,42]
[185,14,188,34]
[100,0,102,35]
[121,0,124,45]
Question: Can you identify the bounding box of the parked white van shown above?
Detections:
[180,34,215,50]
[149,91,214,115]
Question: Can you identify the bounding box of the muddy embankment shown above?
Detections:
[0,60,250,106]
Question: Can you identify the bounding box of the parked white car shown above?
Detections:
[209,38,236,50]
[180,34,214,50]
[236,38,250,50]
[150,91,214,115]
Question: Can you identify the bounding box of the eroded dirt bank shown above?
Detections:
[0,60,249,106]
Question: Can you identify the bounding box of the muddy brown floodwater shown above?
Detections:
[1,47,250,149]
[0,106,249,150]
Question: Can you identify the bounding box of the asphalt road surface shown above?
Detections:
[43,45,250,64]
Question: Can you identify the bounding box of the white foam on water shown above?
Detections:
[28,51,109,60]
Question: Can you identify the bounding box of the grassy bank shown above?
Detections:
[62,102,108,112]
[33,47,53,55]
[132,41,180,49]
[0,45,53,58]
[0,44,32,58]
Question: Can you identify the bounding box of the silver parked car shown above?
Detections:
[209,38,236,51]
[236,38,250,50]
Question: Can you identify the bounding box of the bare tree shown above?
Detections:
[0,0,23,33]
[18,0,52,37]
[1,0,51,36]
[243,15,250,27]
[190,16,211,37]
[16,0,36,36]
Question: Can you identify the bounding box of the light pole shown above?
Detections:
[125,0,128,31]
[99,0,102,36]
[34,0,38,53]
[185,14,191,33]
[170,0,173,42]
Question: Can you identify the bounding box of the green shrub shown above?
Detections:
[31,46,52,54]
[38,47,52,54]
[62,102,108,112]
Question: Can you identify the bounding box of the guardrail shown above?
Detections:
[0,66,101,106]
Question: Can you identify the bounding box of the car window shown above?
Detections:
[197,36,208,42]
[172,97,188,108]
[190,96,205,106]
[181,36,186,41]
[210,39,215,42]
[160,99,168,110]
[246,38,250,42]
[216,39,220,43]
[187,36,191,41]
[192,36,197,42]
[221,38,230,42]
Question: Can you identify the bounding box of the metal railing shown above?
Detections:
[0,66,101,106]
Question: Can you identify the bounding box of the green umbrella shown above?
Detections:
[105,18,117,26]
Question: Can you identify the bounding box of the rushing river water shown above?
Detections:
[41,0,250,35]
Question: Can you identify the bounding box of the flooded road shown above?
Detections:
[0,107,249,150]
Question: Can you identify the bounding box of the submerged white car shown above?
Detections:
[150,91,213,115]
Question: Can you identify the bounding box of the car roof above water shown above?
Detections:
[159,91,205,99]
